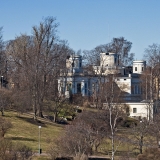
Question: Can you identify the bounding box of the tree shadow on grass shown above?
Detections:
[9,137,36,141]
[16,116,47,127]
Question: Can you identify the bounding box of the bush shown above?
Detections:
[121,117,138,128]
[77,109,82,113]
[12,143,33,160]
[56,117,68,125]
[137,148,160,160]
[0,139,12,160]
[0,117,12,138]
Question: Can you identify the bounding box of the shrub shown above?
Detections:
[0,139,12,160]
[137,148,160,160]
[0,117,12,138]
[12,143,33,160]
[121,117,138,128]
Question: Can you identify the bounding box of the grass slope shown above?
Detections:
[3,111,64,153]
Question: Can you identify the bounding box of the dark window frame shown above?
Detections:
[133,108,137,113]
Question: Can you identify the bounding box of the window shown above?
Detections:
[137,85,140,94]
[126,107,130,114]
[142,67,143,71]
[67,83,71,91]
[133,108,137,113]
[85,83,87,95]
[79,62,82,67]
[124,79,126,81]
[77,83,81,93]
[135,67,137,71]
[135,85,137,94]
[131,86,134,94]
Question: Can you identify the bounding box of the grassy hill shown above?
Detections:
[2,110,64,159]
[2,110,140,160]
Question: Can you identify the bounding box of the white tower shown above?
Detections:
[133,61,146,74]
[66,55,82,73]
[100,52,119,67]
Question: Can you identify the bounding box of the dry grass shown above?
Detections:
[3,111,64,153]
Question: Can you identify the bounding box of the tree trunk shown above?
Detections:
[111,133,115,160]
[1,107,4,116]
[33,104,37,120]
[1,131,5,137]
[139,135,143,154]
[53,112,57,123]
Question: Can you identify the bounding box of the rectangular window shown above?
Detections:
[133,108,137,113]
[79,62,82,67]
[67,83,71,91]
[126,107,130,114]
[131,86,134,94]
[142,67,143,71]
[135,85,137,94]
[77,83,81,93]
[85,83,87,95]
[124,79,126,80]
[135,67,137,71]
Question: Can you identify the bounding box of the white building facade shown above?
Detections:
[58,53,146,99]
[57,53,154,119]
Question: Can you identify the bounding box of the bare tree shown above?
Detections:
[0,117,12,138]
[101,75,128,160]
[142,44,160,122]
[0,27,7,79]
[144,43,160,67]
[57,122,92,160]
[0,139,12,160]
[11,142,33,160]
[6,17,71,119]
[147,113,160,148]
[143,43,160,101]
[83,37,134,66]
[84,50,128,160]
[131,119,151,154]
[50,110,108,159]
[0,88,12,116]
[137,148,160,160]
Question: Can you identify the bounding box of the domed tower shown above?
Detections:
[66,54,82,73]
[133,61,146,74]
[100,52,120,67]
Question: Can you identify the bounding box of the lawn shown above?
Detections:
[3,111,64,153]
[1,110,151,160]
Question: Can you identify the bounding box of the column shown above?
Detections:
[81,80,85,96]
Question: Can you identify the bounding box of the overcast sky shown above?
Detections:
[1,0,160,60]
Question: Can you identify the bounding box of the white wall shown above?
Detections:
[116,77,131,94]
[100,52,119,67]
[133,61,146,74]
[126,102,153,120]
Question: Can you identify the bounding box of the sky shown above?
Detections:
[0,0,160,60]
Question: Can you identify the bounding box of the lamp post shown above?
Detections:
[1,76,3,88]
[38,126,42,154]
